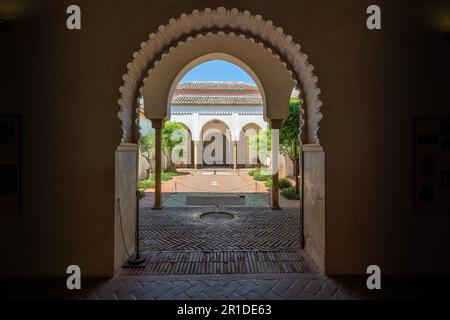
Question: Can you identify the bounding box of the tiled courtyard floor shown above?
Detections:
[3,169,448,300]
[122,207,315,275]
[141,168,300,209]
[4,274,450,300]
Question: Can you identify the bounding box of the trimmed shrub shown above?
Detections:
[265,177,292,189]
[138,170,178,189]
[253,172,271,181]
[161,170,178,181]
[248,168,258,176]
[279,177,292,189]
[281,187,300,200]
[138,179,155,189]
[138,190,146,199]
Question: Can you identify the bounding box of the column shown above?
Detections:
[233,141,238,171]
[190,140,194,168]
[193,140,202,170]
[270,120,282,210]
[151,119,163,210]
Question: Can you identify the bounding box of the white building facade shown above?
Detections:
[139,81,296,176]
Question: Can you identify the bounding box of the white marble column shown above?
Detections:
[270,120,282,210]
[151,119,163,209]
[233,141,238,171]
[193,140,202,170]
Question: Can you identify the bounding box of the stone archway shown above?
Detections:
[115,7,326,273]
[240,123,263,167]
[201,119,232,167]
[118,7,323,145]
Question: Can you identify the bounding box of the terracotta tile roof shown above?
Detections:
[176,81,258,91]
[171,81,299,105]
[172,95,263,106]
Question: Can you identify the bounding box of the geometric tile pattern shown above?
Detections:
[163,192,270,208]
[81,274,357,300]
[132,207,312,275]
[120,250,315,276]
[139,207,300,252]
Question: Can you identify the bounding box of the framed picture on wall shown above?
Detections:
[0,115,21,215]
[414,116,450,214]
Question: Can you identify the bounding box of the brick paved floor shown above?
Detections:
[4,274,449,300]
[124,206,316,276]
[4,169,448,300]
[141,168,301,209]
[163,192,270,208]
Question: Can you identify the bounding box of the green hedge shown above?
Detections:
[138,178,155,189]
[279,177,292,189]
[281,187,300,200]
[253,172,272,181]
[264,177,293,189]
[138,169,179,189]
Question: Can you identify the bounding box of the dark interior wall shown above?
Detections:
[0,0,449,276]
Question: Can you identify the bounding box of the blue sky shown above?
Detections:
[180,60,256,84]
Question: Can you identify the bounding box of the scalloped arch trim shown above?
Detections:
[118,7,323,144]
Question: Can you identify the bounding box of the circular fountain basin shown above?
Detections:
[199,211,235,222]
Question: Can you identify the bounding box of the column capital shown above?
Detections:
[150,119,163,129]
[269,119,283,129]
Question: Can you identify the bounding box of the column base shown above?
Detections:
[151,206,162,210]
[271,206,282,210]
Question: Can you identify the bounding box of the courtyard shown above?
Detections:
[140,168,300,209]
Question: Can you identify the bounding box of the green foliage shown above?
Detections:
[248,168,258,176]
[264,177,292,189]
[281,187,300,200]
[279,177,292,189]
[138,170,178,189]
[138,190,146,199]
[138,179,155,189]
[161,170,178,181]
[162,121,186,170]
[247,129,271,164]
[253,171,272,181]
[280,99,302,192]
[139,134,155,178]
[280,100,300,160]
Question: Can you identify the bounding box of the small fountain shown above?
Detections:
[199,205,235,222]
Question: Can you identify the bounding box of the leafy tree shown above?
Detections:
[139,134,155,179]
[279,99,301,192]
[162,121,186,171]
[247,128,271,168]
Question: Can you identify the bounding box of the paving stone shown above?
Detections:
[220,281,242,297]
[155,293,173,300]
[228,292,244,300]
[114,282,143,298]
[319,279,339,297]
[288,279,310,296]
[151,283,176,298]
[336,283,353,299]
[263,291,282,300]
[185,282,209,298]
[119,293,137,300]
[237,282,258,296]
[253,280,278,296]
[245,292,263,300]
[133,283,159,298]
[302,280,324,297]
[271,279,296,296]
[168,281,191,296]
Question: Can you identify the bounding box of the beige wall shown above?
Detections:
[1,0,449,277]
